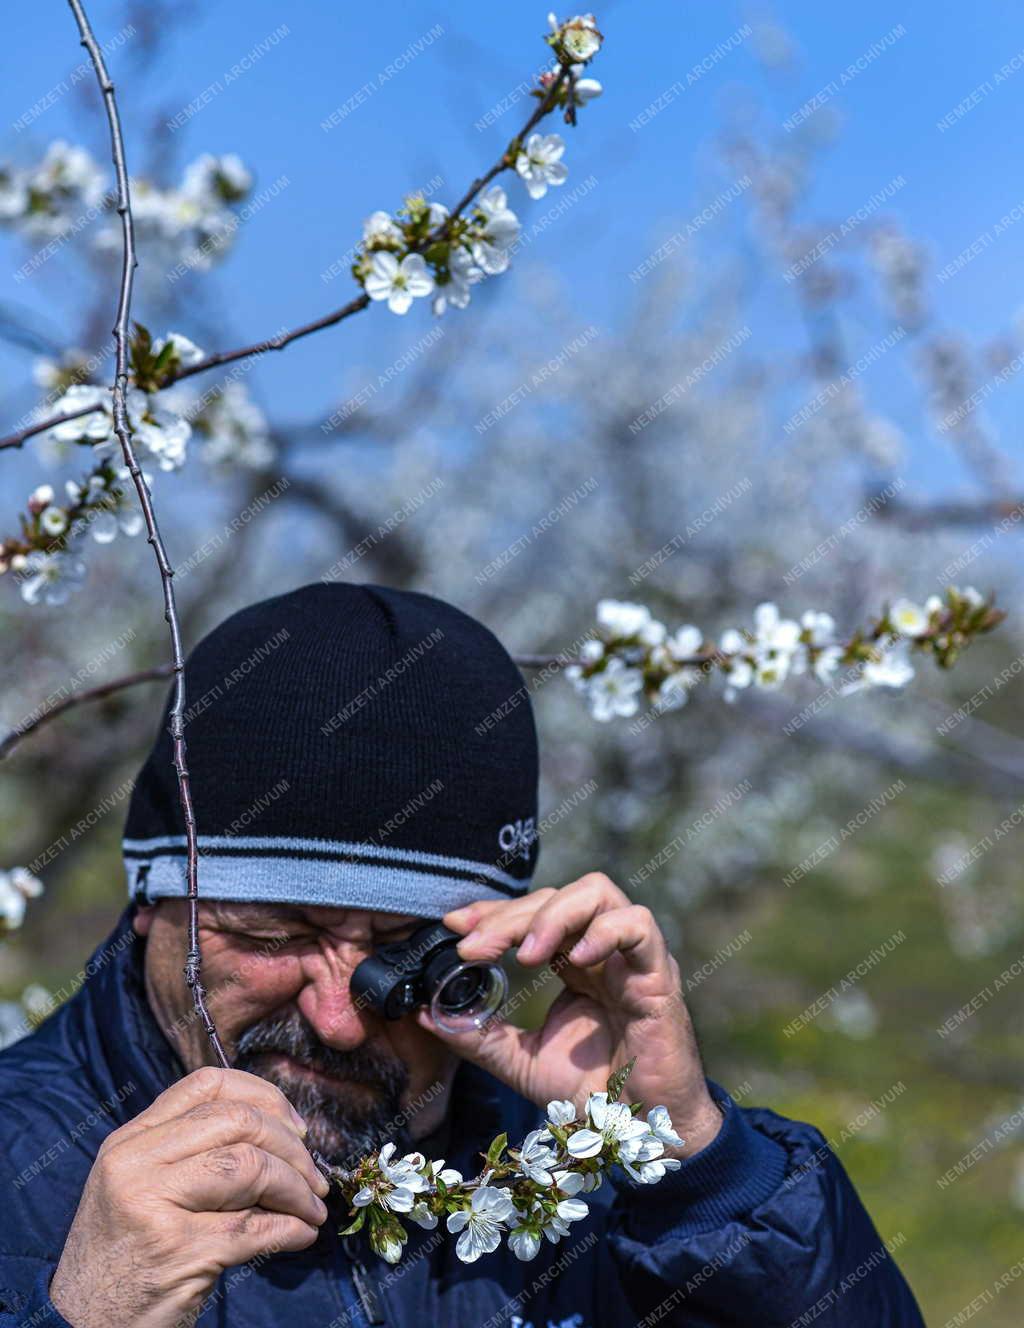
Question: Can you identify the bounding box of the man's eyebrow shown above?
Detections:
[212,904,306,928]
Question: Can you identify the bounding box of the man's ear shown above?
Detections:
[132,902,156,938]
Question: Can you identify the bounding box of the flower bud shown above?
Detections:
[28,484,54,515]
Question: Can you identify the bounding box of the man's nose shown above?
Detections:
[295,943,374,1050]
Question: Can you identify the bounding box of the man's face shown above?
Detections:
[133,899,460,1168]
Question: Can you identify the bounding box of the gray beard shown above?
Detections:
[232,1008,413,1169]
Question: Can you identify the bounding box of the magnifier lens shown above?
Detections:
[429,961,508,1033]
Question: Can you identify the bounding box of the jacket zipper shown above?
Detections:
[341,1234,386,1325]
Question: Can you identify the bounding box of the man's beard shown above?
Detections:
[232,1008,413,1168]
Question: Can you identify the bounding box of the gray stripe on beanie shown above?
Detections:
[125,836,531,916]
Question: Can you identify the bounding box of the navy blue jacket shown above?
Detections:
[0,906,925,1327]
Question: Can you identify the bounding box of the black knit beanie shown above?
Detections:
[123,582,539,917]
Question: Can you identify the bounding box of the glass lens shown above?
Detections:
[429,961,508,1033]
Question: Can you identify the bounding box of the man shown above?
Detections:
[0,582,924,1327]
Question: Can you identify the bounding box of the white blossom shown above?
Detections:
[377,1230,404,1264]
[587,658,644,721]
[862,645,916,690]
[432,246,479,315]
[842,643,915,694]
[555,62,604,105]
[153,332,205,368]
[550,13,602,63]
[515,133,568,200]
[365,251,435,314]
[446,1185,517,1262]
[472,186,521,272]
[550,1168,590,1223]
[429,1157,463,1187]
[18,551,86,606]
[39,507,69,537]
[407,1201,438,1229]
[181,153,252,205]
[515,1128,559,1185]
[654,671,695,711]
[889,598,928,637]
[566,1092,649,1159]
[596,598,656,640]
[0,868,43,931]
[508,1221,542,1261]
[667,624,703,659]
[20,983,54,1021]
[545,1098,578,1127]
[129,391,191,471]
[89,505,144,545]
[363,210,403,245]
[32,350,89,390]
[800,610,836,646]
[628,1154,683,1184]
[352,1142,430,1214]
[0,877,27,930]
[752,601,801,656]
[48,385,112,446]
[812,645,843,682]
[186,380,275,469]
[646,1105,686,1148]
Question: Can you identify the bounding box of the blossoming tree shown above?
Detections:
[0,3,1019,1272]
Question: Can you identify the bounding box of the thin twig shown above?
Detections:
[0,663,173,760]
[870,495,1024,530]
[66,0,228,1070]
[0,403,99,451]
[0,67,571,451]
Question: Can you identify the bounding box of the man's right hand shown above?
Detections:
[49,1067,331,1328]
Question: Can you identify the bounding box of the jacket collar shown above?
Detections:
[70,903,184,1117]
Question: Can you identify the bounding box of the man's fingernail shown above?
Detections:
[518,934,537,960]
[291,1108,308,1132]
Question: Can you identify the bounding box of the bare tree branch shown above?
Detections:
[67,0,229,1071]
[0,663,173,761]
[0,402,101,451]
[0,68,570,453]
[870,494,1024,530]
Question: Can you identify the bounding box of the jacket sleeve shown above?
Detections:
[601,1081,926,1328]
[0,1261,76,1328]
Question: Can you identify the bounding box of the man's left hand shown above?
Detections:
[413,872,724,1158]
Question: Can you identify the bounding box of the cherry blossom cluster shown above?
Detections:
[332,1060,681,1265]
[1,14,609,610]
[0,140,251,268]
[0,468,142,604]
[564,588,1005,720]
[354,14,603,317]
[2,330,273,603]
[0,867,43,931]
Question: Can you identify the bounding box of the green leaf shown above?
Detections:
[152,340,176,375]
[485,1131,508,1169]
[606,1058,636,1103]
[337,1208,366,1237]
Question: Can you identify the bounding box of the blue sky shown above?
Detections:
[2,1,1023,496]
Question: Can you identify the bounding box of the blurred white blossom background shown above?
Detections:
[0,3,1022,1319]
